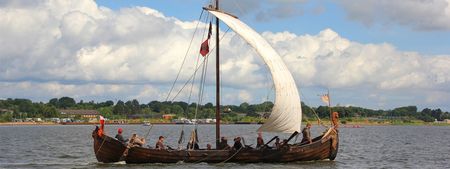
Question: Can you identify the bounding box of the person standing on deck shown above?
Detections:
[301,123,312,144]
[256,132,264,149]
[97,116,105,137]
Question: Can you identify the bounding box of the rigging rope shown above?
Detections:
[168,26,231,102]
[231,0,246,17]
[299,92,329,129]
[95,136,107,156]
[165,10,204,102]
[179,10,211,148]
[219,146,243,163]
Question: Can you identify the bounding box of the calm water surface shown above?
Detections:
[0,125,449,169]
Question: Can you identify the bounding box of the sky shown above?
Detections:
[0,0,449,111]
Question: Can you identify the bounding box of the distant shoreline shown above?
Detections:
[0,122,59,126]
[1,121,448,126]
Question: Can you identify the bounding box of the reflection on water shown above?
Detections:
[0,125,449,169]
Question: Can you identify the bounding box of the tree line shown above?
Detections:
[1,97,449,123]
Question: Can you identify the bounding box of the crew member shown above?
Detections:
[218,137,230,150]
[273,137,281,149]
[301,123,312,144]
[156,136,166,150]
[233,137,243,150]
[115,128,128,144]
[256,132,264,149]
[98,116,105,137]
[129,133,145,147]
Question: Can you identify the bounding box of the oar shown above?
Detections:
[284,131,299,144]
[263,136,278,147]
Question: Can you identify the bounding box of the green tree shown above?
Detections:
[301,102,314,119]
[98,107,113,118]
[239,102,249,113]
[125,99,140,114]
[49,98,59,107]
[59,97,76,109]
[15,99,36,114]
[38,104,58,117]
[0,111,13,122]
[171,105,184,115]
[391,106,417,117]
[149,101,162,113]
[113,100,126,115]
[204,102,214,109]
[316,106,329,118]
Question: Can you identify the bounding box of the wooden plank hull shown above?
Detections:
[92,127,339,163]
[92,127,127,163]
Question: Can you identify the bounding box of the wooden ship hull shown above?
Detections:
[92,127,127,163]
[92,127,338,163]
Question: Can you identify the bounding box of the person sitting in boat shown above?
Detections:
[206,144,212,150]
[256,132,264,149]
[115,128,128,144]
[233,137,243,150]
[273,137,281,149]
[218,137,230,150]
[129,133,145,147]
[186,131,200,150]
[156,136,166,150]
[301,123,313,144]
[187,140,200,150]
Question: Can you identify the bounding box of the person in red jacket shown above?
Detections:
[98,116,105,137]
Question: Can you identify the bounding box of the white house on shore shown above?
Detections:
[59,109,100,122]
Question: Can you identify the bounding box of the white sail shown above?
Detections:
[208,10,302,133]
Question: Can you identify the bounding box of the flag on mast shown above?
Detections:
[321,94,330,105]
[200,22,212,57]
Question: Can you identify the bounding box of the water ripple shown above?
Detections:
[0,125,449,169]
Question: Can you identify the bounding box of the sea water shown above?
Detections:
[0,125,449,169]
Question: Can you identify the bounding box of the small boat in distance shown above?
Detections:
[173,118,195,125]
[92,0,339,164]
[142,121,151,126]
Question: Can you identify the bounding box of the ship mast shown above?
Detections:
[214,0,221,149]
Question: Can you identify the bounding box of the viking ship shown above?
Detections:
[92,0,339,163]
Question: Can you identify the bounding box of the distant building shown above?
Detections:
[0,108,13,113]
[162,114,176,120]
[223,107,232,113]
[444,119,450,124]
[59,109,99,119]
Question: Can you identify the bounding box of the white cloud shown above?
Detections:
[264,29,450,90]
[238,90,252,103]
[338,0,450,31]
[220,0,308,22]
[264,29,450,110]
[0,0,449,111]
